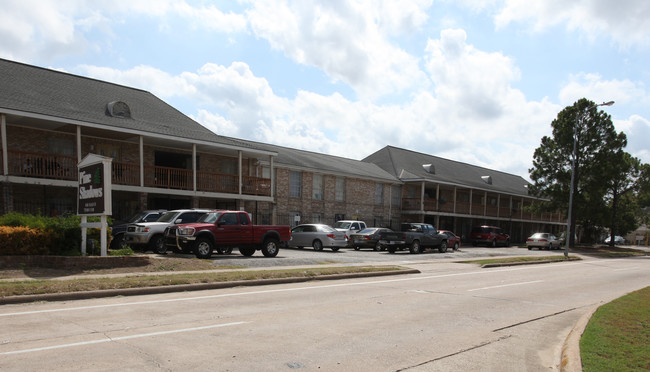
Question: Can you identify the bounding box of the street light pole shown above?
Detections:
[564,100,614,258]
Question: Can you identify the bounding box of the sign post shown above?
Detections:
[77,154,112,256]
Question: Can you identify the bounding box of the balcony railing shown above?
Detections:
[402,196,566,223]
[6,150,271,197]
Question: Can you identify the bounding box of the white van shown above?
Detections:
[333,220,367,245]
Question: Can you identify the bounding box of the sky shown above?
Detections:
[1,0,649,181]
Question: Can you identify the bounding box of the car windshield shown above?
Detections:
[198,212,222,224]
[333,221,351,229]
[156,212,181,223]
[357,228,378,234]
[126,211,149,223]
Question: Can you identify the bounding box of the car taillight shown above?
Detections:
[364,236,370,240]
[327,234,336,239]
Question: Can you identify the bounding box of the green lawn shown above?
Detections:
[580,286,650,371]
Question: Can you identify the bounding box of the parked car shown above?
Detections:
[110,210,167,250]
[348,228,393,251]
[333,220,367,244]
[379,223,449,254]
[604,235,625,245]
[125,209,210,253]
[288,224,347,251]
[470,226,510,247]
[439,230,461,251]
[526,232,562,250]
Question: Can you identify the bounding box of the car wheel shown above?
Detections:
[313,240,323,251]
[240,246,256,256]
[150,235,166,254]
[409,240,421,254]
[217,246,234,255]
[453,242,459,251]
[438,240,448,253]
[374,242,382,251]
[354,246,361,251]
[490,239,497,248]
[110,233,126,250]
[331,247,340,252]
[194,237,214,259]
[261,238,280,257]
[387,246,396,254]
[528,246,532,250]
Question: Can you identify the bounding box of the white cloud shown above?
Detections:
[245,0,427,99]
[493,0,650,48]
[559,73,649,107]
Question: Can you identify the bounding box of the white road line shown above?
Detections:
[467,280,544,292]
[0,321,248,356]
[0,259,618,318]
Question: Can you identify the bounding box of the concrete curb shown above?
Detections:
[0,268,421,305]
[560,303,601,372]
[481,258,581,268]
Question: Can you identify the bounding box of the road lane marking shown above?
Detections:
[0,259,627,318]
[467,280,544,292]
[0,321,248,355]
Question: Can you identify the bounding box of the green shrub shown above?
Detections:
[0,226,51,255]
[0,213,112,256]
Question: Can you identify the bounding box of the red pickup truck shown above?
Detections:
[164,210,291,259]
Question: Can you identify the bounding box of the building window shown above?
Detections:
[311,213,323,223]
[375,183,384,205]
[290,171,302,198]
[391,185,401,206]
[313,174,323,200]
[221,158,237,174]
[335,177,345,202]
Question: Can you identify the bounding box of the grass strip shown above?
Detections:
[580,286,650,372]
[0,266,405,297]
[459,255,580,267]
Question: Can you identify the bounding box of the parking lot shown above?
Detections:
[197,244,565,268]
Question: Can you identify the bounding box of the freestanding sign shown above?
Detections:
[77,154,112,256]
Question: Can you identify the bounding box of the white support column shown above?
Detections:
[192,144,197,191]
[76,126,82,163]
[1,114,7,175]
[270,155,275,198]
[484,191,488,216]
[453,187,457,214]
[238,151,243,195]
[139,136,144,187]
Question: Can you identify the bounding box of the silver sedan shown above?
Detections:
[288,224,347,251]
[526,232,562,250]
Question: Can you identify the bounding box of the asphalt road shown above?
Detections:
[1,247,648,371]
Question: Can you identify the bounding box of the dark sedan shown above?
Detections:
[348,228,394,251]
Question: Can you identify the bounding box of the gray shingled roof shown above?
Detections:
[235,140,401,182]
[0,58,260,151]
[363,146,531,196]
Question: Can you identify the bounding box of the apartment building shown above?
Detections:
[0,58,562,243]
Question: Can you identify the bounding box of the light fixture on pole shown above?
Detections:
[564,100,614,258]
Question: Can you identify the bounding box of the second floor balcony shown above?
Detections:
[5,149,272,197]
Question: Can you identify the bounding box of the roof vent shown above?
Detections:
[106,101,132,119]
[422,164,435,174]
[481,176,492,185]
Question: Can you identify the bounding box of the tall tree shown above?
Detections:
[528,98,624,246]
[600,151,641,246]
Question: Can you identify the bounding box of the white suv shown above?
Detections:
[333,220,367,245]
[125,209,210,254]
